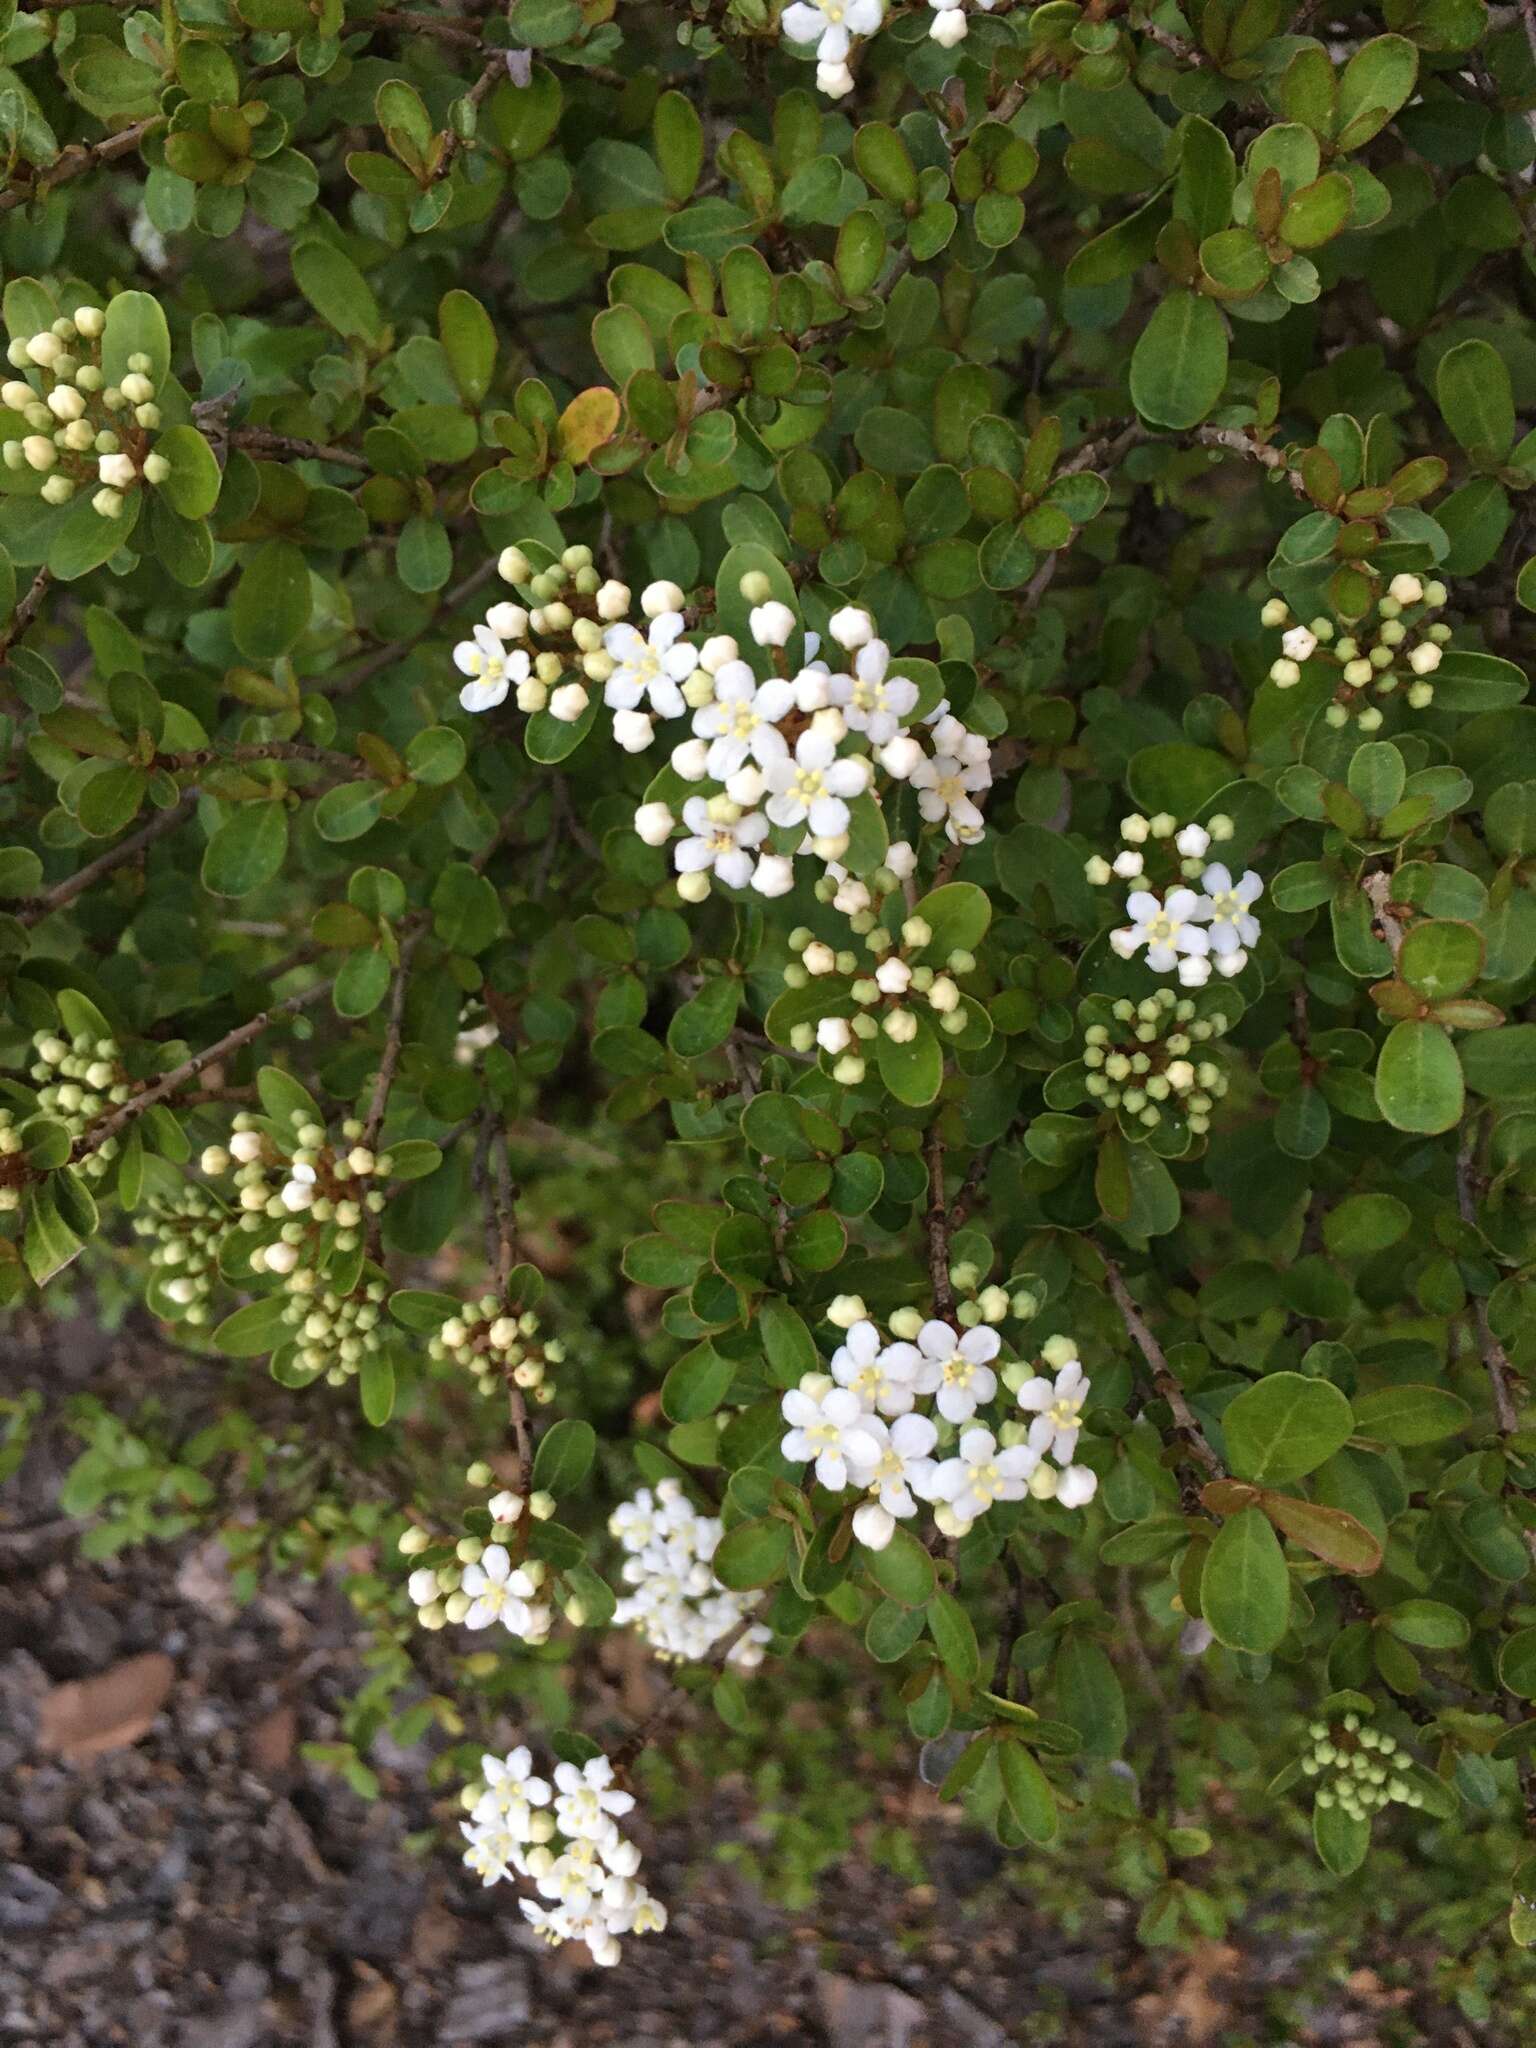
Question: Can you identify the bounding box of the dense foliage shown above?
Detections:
[5,0,1536,1972]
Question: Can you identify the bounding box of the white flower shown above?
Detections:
[692,661,794,779]
[914,1319,1000,1425]
[831,1321,925,1418]
[929,1426,1037,1524]
[633,801,674,847]
[674,796,769,889]
[1015,1357,1090,1464]
[910,739,989,843]
[1111,888,1211,977]
[765,729,867,837]
[553,1756,636,1841]
[782,0,884,63]
[460,1543,541,1632]
[856,1412,940,1541]
[748,599,797,648]
[1193,863,1262,959]
[603,613,697,719]
[831,639,919,746]
[779,1376,882,1491]
[474,1746,552,1833]
[454,624,527,714]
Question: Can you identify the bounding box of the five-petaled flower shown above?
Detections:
[603,612,698,720]
[1111,888,1212,985]
[1016,1357,1090,1464]
[765,728,868,837]
[673,796,770,890]
[929,1425,1038,1525]
[780,1376,882,1490]
[914,1319,1000,1424]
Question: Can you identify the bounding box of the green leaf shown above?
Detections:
[439,290,496,405]
[1374,1018,1463,1134]
[662,1342,735,1422]
[1351,1383,1471,1445]
[101,290,170,392]
[201,803,288,898]
[531,1417,597,1494]
[292,239,382,342]
[1397,919,1483,1001]
[863,1524,936,1606]
[1321,1193,1411,1257]
[212,1293,289,1357]
[1313,1799,1371,1877]
[668,975,740,1058]
[1222,1372,1355,1485]
[927,1590,980,1685]
[997,1740,1058,1844]
[1437,339,1515,467]
[875,1014,944,1106]
[1385,1599,1470,1652]
[1201,1506,1290,1653]
[155,425,222,520]
[360,1348,395,1426]
[231,540,311,661]
[712,1515,791,1590]
[1129,290,1228,431]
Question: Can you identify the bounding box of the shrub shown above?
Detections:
[4,0,1536,1973]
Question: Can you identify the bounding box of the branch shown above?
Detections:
[17,794,195,929]
[72,980,332,1160]
[610,1596,772,1771]
[325,555,500,697]
[432,52,508,183]
[0,118,160,215]
[1455,1137,1536,1563]
[924,1124,955,1318]
[1362,868,1406,960]
[0,567,52,672]
[1193,425,1308,497]
[361,925,424,1149]
[1101,1253,1222,1476]
[161,742,361,773]
[229,428,370,472]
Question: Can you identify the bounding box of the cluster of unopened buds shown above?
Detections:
[453,542,632,721]
[133,1185,228,1325]
[1,304,168,517]
[1087,817,1264,986]
[1261,578,1450,727]
[610,1479,771,1667]
[1301,1712,1424,1822]
[629,588,993,899]
[1081,990,1231,1138]
[201,1110,388,1277]
[29,1028,132,1182]
[276,1270,389,1386]
[459,1746,665,1965]
[400,1478,557,1641]
[782,896,975,1085]
[429,1294,563,1403]
[779,1311,1098,1550]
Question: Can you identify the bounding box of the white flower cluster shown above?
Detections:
[1082,990,1231,1138]
[635,594,994,900]
[782,901,976,1085]
[780,0,885,96]
[132,1184,227,1325]
[609,1479,771,1668]
[452,543,633,720]
[429,1294,564,1404]
[200,1110,388,1278]
[460,1746,666,1965]
[1261,578,1450,728]
[1086,817,1263,986]
[398,1465,566,1630]
[779,1318,1098,1549]
[1,304,169,517]
[29,1028,131,1182]
[400,1483,556,1641]
[1302,1712,1424,1821]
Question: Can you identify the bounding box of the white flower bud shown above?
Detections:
[1409,641,1441,676]
[826,1293,867,1329]
[595,579,630,621]
[751,853,794,897]
[878,735,922,779]
[142,452,170,485]
[698,634,738,673]
[749,600,795,648]
[1388,573,1423,606]
[1259,597,1289,627]
[498,545,530,584]
[612,708,655,752]
[827,606,873,650]
[119,372,154,405]
[929,4,968,44]
[634,801,675,846]
[549,681,589,721]
[640,579,685,618]
[25,332,60,367]
[670,737,709,780]
[676,870,711,903]
[21,434,55,472]
[40,475,74,505]
[97,451,136,489]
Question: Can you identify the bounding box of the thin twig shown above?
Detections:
[17,794,195,928]
[0,118,160,215]
[1101,1252,1222,1476]
[0,566,53,670]
[72,980,332,1160]
[325,556,499,697]
[924,1125,955,1318]
[1455,1134,1536,1560]
[361,926,424,1149]
[229,428,370,472]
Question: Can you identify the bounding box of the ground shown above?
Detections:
[0,1322,1501,2047]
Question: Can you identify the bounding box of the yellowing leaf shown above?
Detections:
[557,386,622,464]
